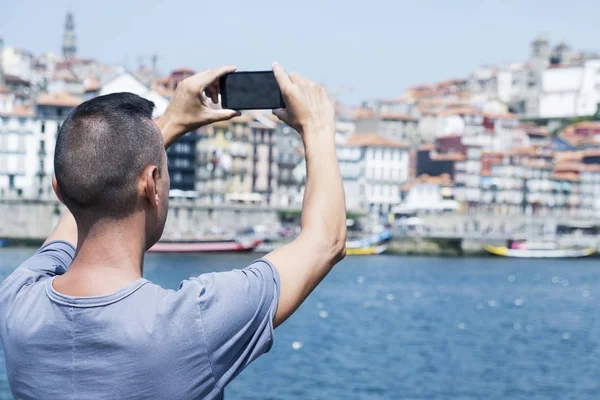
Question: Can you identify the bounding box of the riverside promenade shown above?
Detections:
[3,199,600,255]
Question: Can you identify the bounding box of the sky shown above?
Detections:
[2,0,599,104]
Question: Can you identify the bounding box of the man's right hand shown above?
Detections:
[159,66,241,148]
[271,63,335,141]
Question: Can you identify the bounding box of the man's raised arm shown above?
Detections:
[265,63,347,328]
[45,66,240,247]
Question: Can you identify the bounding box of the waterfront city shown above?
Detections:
[2,13,600,255]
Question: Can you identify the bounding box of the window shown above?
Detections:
[18,118,26,126]
[8,175,15,189]
[18,135,25,151]
[57,108,63,117]
[41,122,45,133]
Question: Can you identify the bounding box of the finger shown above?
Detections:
[272,62,292,91]
[272,108,288,122]
[205,65,237,83]
[208,85,219,104]
[185,66,237,94]
[208,109,241,123]
[204,84,219,104]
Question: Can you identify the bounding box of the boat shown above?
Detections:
[485,240,595,259]
[346,243,388,256]
[148,238,263,253]
[345,230,392,256]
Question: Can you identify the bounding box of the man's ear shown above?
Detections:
[142,165,160,209]
[51,175,65,204]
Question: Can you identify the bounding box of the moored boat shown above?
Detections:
[346,243,388,256]
[345,230,391,256]
[148,238,263,253]
[485,241,595,259]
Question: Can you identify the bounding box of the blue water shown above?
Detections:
[1,249,600,399]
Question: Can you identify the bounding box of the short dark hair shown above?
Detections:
[54,92,163,219]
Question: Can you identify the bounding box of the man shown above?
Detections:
[0,63,346,399]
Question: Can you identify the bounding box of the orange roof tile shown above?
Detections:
[52,69,81,83]
[380,112,417,121]
[431,152,466,161]
[484,112,518,120]
[552,172,579,182]
[346,133,408,148]
[560,121,600,136]
[509,146,538,156]
[554,150,584,162]
[36,92,82,107]
[0,105,34,117]
[413,173,454,185]
[583,149,600,158]
[554,162,584,173]
[351,107,376,120]
[84,76,99,91]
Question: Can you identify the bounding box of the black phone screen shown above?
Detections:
[220,71,285,110]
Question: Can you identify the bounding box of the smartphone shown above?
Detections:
[219,71,285,110]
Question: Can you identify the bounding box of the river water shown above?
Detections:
[0,248,599,399]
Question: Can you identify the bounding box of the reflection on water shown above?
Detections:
[1,248,600,399]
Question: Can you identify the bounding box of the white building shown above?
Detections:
[397,174,457,214]
[33,92,82,198]
[99,72,169,118]
[293,133,410,212]
[0,95,36,198]
[538,59,600,118]
[468,37,600,119]
[345,133,410,212]
[1,47,34,83]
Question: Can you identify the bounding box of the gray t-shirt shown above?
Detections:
[0,241,280,399]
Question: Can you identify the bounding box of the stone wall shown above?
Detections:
[0,199,280,241]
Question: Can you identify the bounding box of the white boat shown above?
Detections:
[485,241,595,259]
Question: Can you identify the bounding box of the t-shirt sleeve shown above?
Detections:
[0,241,75,317]
[16,240,76,277]
[193,258,280,390]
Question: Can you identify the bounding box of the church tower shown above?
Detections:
[0,37,5,86]
[62,12,77,60]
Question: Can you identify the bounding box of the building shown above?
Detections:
[397,174,457,214]
[167,130,197,192]
[537,59,600,119]
[354,99,420,146]
[0,38,4,87]
[275,122,302,206]
[48,69,84,96]
[0,101,35,198]
[249,114,278,204]
[99,72,169,117]
[34,92,82,198]
[195,114,279,205]
[62,12,77,60]
[345,133,409,212]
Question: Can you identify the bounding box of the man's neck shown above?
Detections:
[53,216,147,297]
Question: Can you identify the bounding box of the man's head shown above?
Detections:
[54,92,169,247]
